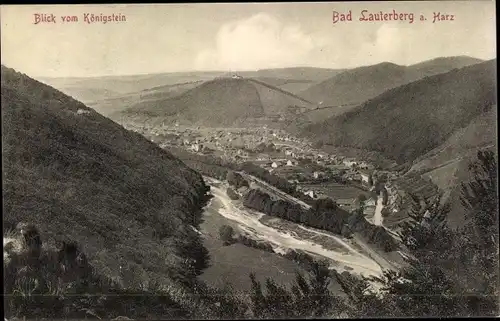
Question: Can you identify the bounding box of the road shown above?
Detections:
[352,234,399,272]
[238,171,312,209]
[373,196,384,226]
[236,172,403,257]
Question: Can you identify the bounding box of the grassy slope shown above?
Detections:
[122,78,265,127]
[228,67,343,82]
[299,56,484,119]
[38,71,225,99]
[301,62,414,106]
[300,59,496,165]
[42,67,339,107]
[408,56,483,76]
[200,203,305,292]
[91,81,204,117]
[248,78,314,115]
[409,107,497,227]
[2,65,209,288]
[120,78,319,127]
[410,107,497,188]
[251,77,316,94]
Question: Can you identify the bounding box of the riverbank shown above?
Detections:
[205,177,385,278]
[199,190,308,292]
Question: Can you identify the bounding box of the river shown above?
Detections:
[203,177,385,279]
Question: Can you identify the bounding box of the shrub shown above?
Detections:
[226,187,240,200]
[218,225,235,246]
[236,235,274,253]
[357,194,367,203]
[226,171,249,189]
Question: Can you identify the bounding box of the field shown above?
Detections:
[301,182,370,200]
[395,176,438,200]
[199,198,306,292]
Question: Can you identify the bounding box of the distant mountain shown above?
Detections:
[248,77,316,95]
[38,71,227,104]
[40,67,341,106]
[229,67,344,82]
[408,55,484,77]
[89,81,204,116]
[2,65,210,289]
[119,77,315,127]
[222,67,345,95]
[301,59,496,165]
[299,56,484,120]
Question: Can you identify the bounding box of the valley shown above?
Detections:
[3,53,496,320]
[2,1,497,318]
[118,119,413,292]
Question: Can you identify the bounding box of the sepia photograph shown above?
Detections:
[1,1,498,319]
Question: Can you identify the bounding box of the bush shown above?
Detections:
[357,194,367,203]
[236,235,274,253]
[226,171,249,189]
[226,187,240,200]
[218,225,235,246]
[282,249,316,271]
[3,226,193,320]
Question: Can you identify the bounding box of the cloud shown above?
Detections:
[338,23,438,67]
[355,24,406,65]
[195,13,319,71]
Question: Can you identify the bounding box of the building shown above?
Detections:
[286,160,295,166]
[76,108,91,115]
[271,162,279,168]
[343,159,358,168]
[337,198,356,208]
[191,143,203,152]
[313,171,326,179]
[304,190,317,199]
[363,205,376,217]
[364,198,377,207]
[359,170,373,185]
[358,161,370,169]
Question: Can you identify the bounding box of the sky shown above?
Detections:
[0,2,496,78]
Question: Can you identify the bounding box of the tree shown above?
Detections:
[382,188,389,206]
[313,140,324,149]
[248,261,337,318]
[226,171,248,189]
[368,175,374,187]
[313,197,338,213]
[334,270,388,317]
[218,225,235,246]
[357,194,367,203]
[460,150,498,273]
[249,273,266,318]
[355,150,499,317]
[458,150,498,308]
[226,187,239,200]
[356,194,367,208]
[175,235,211,285]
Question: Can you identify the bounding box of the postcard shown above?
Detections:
[1,2,498,320]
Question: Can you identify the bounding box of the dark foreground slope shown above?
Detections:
[301,59,496,165]
[2,65,210,295]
